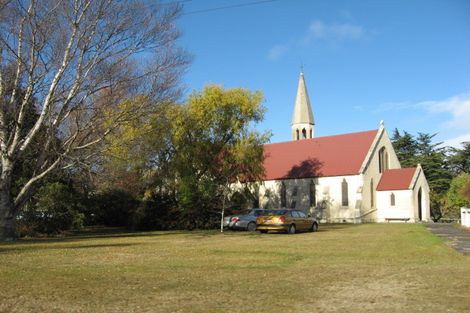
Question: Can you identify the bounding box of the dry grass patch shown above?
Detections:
[1,224,469,313]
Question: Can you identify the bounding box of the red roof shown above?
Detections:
[262,130,378,180]
[376,168,417,191]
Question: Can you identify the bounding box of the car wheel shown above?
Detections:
[311,222,318,232]
[260,230,268,234]
[287,224,296,234]
[247,222,256,232]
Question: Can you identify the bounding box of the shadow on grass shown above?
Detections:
[246,223,357,235]
[0,227,235,253]
[0,224,361,252]
[0,242,138,253]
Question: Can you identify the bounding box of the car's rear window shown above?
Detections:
[253,210,265,216]
[262,209,289,216]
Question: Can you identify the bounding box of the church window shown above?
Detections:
[341,179,349,206]
[302,128,307,139]
[309,129,312,138]
[370,179,374,207]
[309,180,316,207]
[390,193,395,206]
[291,186,298,208]
[296,129,299,140]
[280,182,287,207]
[378,147,389,173]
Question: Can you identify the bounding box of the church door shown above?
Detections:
[418,188,422,221]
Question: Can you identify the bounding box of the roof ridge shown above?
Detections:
[265,129,379,146]
[383,167,417,172]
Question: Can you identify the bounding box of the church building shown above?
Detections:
[250,72,431,223]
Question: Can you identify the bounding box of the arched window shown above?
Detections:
[291,186,297,208]
[309,180,316,207]
[370,179,374,208]
[302,128,307,139]
[309,129,313,138]
[390,193,395,206]
[341,179,348,206]
[378,147,389,173]
[296,129,299,140]
[280,182,287,207]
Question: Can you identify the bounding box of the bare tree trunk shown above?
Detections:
[0,198,16,241]
[0,160,16,241]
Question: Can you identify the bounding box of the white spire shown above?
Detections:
[291,71,315,140]
[292,71,314,125]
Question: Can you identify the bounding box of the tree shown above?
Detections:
[414,133,452,193]
[447,142,470,175]
[170,85,268,229]
[0,0,189,240]
[391,128,418,167]
[96,85,268,230]
[18,181,85,235]
[443,173,470,218]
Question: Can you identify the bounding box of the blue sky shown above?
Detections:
[176,0,470,147]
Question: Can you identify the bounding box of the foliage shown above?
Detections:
[17,182,85,236]
[391,129,419,167]
[170,85,269,228]
[90,189,140,227]
[130,195,179,230]
[97,85,269,230]
[447,142,470,175]
[443,173,470,218]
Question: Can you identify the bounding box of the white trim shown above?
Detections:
[359,124,385,174]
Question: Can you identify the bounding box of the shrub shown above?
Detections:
[90,189,139,227]
[443,173,470,218]
[17,182,85,235]
[131,195,179,230]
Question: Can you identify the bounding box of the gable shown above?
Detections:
[262,129,378,180]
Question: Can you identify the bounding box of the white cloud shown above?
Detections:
[422,93,470,129]
[372,101,417,113]
[307,20,364,41]
[375,93,470,130]
[376,92,470,148]
[267,17,367,61]
[267,44,289,61]
[442,133,470,148]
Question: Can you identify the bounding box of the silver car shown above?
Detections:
[223,209,265,232]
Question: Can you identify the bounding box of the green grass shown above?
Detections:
[1,224,469,313]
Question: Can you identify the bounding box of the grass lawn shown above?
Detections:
[1,224,469,313]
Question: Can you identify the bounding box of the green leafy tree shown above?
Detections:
[443,173,470,218]
[170,85,269,229]
[97,86,268,230]
[391,128,418,167]
[447,142,470,175]
[18,182,85,235]
[414,133,452,193]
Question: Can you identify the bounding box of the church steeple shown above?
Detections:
[291,70,315,140]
